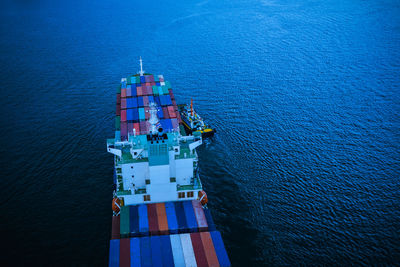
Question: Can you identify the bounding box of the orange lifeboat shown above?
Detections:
[198,190,208,206]
[112,198,121,213]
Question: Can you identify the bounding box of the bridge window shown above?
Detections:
[178,192,185,199]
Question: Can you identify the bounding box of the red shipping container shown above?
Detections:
[121,89,127,98]
[147,204,159,235]
[116,93,121,104]
[150,82,156,86]
[190,232,208,267]
[155,203,169,235]
[200,232,219,267]
[145,82,150,86]
[168,106,177,118]
[126,87,132,97]
[162,107,170,119]
[120,238,131,267]
[116,105,121,116]
[128,123,134,135]
[144,107,150,120]
[121,110,127,122]
[121,98,127,109]
[136,86,143,96]
[111,216,120,240]
[143,96,149,107]
[192,200,208,232]
[133,123,140,135]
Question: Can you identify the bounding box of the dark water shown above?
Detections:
[1,0,399,265]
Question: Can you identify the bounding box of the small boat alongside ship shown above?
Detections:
[107,59,230,266]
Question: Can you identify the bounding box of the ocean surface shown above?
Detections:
[1,0,399,265]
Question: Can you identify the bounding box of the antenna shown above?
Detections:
[139,57,145,76]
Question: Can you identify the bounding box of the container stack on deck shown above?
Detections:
[110,200,230,267]
[115,74,182,141]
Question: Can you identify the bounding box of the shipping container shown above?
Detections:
[117,93,121,104]
[121,98,127,110]
[120,238,130,267]
[190,232,208,267]
[131,108,139,122]
[149,75,155,83]
[170,234,185,267]
[109,239,120,267]
[210,231,231,267]
[133,123,140,136]
[137,97,144,107]
[127,123,133,135]
[129,205,139,237]
[156,82,161,86]
[147,203,159,235]
[140,237,152,267]
[138,108,145,121]
[203,209,216,231]
[150,236,163,266]
[115,131,121,141]
[121,122,128,139]
[160,95,167,106]
[163,107,170,119]
[165,95,173,105]
[116,105,121,116]
[165,202,179,234]
[160,235,175,267]
[111,216,120,240]
[137,86,143,96]
[126,87,132,97]
[157,107,164,119]
[171,119,179,131]
[131,85,137,97]
[115,117,121,130]
[174,202,189,233]
[126,109,134,121]
[121,89,127,98]
[144,107,150,120]
[121,110,127,122]
[143,96,149,107]
[180,233,197,267]
[139,121,148,135]
[168,106,177,118]
[140,76,146,83]
[162,86,169,95]
[192,200,208,232]
[183,201,198,232]
[152,86,159,96]
[120,206,130,238]
[126,98,137,108]
[130,238,141,267]
[155,203,169,235]
[138,204,149,236]
[158,86,164,96]
[154,96,161,107]
[148,95,154,104]
[200,232,219,267]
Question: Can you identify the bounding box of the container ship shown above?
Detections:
[106,59,231,267]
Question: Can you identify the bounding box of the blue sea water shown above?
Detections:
[0,0,399,265]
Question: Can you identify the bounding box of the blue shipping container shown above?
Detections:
[165,95,173,106]
[140,237,152,267]
[148,95,154,104]
[138,204,149,235]
[127,98,138,108]
[210,231,231,267]
[174,202,188,233]
[160,95,167,106]
[129,206,139,236]
[154,96,161,107]
[165,202,179,234]
[137,97,144,107]
[204,209,216,231]
[127,109,134,121]
[130,238,141,267]
[131,108,139,122]
[140,76,146,83]
[160,235,174,267]
[115,131,121,141]
[182,201,198,232]
[109,239,120,267]
[158,86,163,96]
[150,236,163,267]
